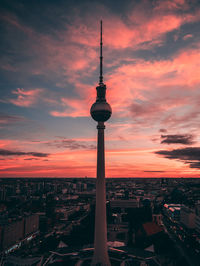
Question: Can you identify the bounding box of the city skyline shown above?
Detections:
[1,0,200,178]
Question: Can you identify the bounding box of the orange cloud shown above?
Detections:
[1,145,198,178]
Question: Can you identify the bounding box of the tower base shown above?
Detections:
[91,256,111,266]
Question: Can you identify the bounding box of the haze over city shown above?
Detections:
[1,0,200,178]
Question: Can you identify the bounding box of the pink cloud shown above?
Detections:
[118,4,200,50]
[50,82,95,117]
[49,42,200,124]
[154,0,190,12]
[3,3,199,118]
[183,33,193,40]
[8,88,43,107]
[68,13,194,50]
[65,2,200,50]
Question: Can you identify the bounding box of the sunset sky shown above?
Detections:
[0,0,200,178]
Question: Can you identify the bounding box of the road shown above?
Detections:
[162,217,199,266]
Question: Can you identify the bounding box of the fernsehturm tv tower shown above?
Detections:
[90,21,112,266]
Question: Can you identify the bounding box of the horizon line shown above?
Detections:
[0,176,199,179]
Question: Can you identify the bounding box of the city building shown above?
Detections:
[0,219,24,251]
[180,205,195,229]
[0,214,39,253]
[24,214,39,236]
[110,199,140,209]
[195,215,200,234]
[152,214,162,226]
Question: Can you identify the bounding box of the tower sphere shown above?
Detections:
[90,100,112,122]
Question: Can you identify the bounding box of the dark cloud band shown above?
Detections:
[161,134,195,145]
[155,147,200,169]
[0,149,49,157]
[0,113,26,124]
[44,139,96,150]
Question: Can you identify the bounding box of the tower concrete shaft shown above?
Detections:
[91,121,111,266]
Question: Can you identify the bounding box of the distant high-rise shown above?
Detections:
[90,21,112,266]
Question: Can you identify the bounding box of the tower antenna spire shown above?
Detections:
[99,20,103,84]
